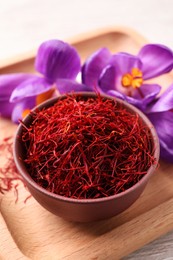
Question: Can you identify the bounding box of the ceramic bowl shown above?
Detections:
[13,92,160,222]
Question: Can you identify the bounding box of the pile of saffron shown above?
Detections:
[0,137,23,196]
[21,95,156,199]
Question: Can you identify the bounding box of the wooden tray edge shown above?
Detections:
[0,26,148,70]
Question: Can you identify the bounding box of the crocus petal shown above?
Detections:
[133,83,161,101]
[0,73,33,99]
[159,139,173,162]
[147,84,173,113]
[98,65,116,92]
[106,90,126,100]
[111,84,161,111]
[35,40,81,82]
[10,76,52,102]
[138,44,173,80]
[56,79,92,94]
[11,97,36,123]
[98,65,126,99]
[82,48,111,88]
[125,96,146,110]
[148,111,173,162]
[110,53,142,78]
[131,84,161,108]
[0,99,16,118]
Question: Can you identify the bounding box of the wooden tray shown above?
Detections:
[1,27,173,260]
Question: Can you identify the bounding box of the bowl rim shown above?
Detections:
[13,92,160,204]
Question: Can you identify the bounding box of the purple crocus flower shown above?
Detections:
[0,74,34,118]
[0,40,85,123]
[82,44,173,110]
[146,84,173,162]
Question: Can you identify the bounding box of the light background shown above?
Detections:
[0,0,173,259]
[0,0,173,61]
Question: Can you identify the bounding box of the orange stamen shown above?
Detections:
[22,109,31,119]
[122,68,143,89]
[36,88,55,105]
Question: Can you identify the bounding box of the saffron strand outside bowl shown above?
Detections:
[13,92,160,222]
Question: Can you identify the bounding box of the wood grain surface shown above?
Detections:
[0,28,173,259]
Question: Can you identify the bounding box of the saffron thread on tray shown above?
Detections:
[0,137,22,200]
[21,94,156,199]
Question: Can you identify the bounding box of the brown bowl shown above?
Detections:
[13,92,160,222]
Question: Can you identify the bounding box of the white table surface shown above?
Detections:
[0,0,173,259]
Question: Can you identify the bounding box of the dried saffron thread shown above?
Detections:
[0,137,25,201]
[21,94,156,199]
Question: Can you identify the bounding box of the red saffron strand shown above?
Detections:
[21,94,156,199]
[0,137,24,199]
